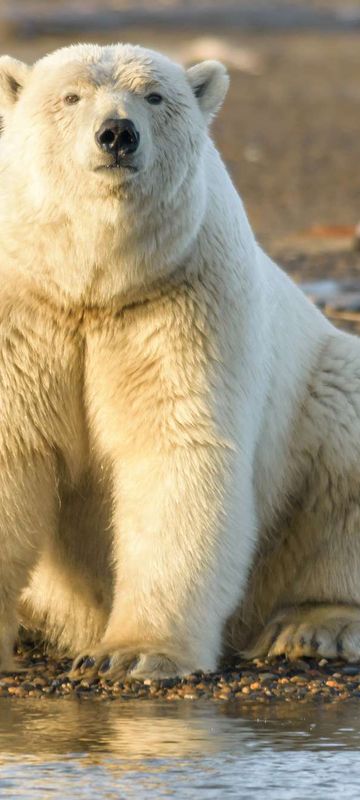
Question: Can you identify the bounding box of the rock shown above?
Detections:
[341,665,360,676]
[8,686,25,696]
[292,659,311,671]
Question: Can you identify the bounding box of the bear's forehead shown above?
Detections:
[34,44,184,91]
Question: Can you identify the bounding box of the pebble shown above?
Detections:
[341,665,360,676]
[2,642,360,704]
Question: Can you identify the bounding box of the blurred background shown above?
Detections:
[1,0,360,321]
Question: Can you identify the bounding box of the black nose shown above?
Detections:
[95,118,140,155]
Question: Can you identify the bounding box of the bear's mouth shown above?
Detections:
[94,160,139,174]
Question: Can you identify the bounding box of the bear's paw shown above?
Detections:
[244,604,360,662]
[70,645,192,681]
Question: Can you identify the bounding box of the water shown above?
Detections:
[0,700,360,798]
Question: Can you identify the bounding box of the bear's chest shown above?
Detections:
[80,291,225,461]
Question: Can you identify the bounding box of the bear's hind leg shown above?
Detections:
[241,480,360,663]
[244,604,360,662]
[243,332,360,664]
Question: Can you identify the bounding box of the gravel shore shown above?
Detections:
[2,642,359,704]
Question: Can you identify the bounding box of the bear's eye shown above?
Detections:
[146,93,163,105]
[64,94,80,106]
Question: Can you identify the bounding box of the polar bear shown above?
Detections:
[0,43,359,681]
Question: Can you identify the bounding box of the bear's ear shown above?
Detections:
[0,56,31,110]
[186,60,229,120]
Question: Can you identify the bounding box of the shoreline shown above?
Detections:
[4,3,360,40]
[3,642,360,703]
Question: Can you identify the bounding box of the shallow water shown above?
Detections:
[0,699,360,799]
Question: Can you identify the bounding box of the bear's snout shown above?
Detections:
[95,118,140,158]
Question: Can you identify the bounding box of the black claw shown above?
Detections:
[82,656,95,670]
[99,657,111,673]
[270,623,282,647]
[310,634,320,652]
[74,656,87,670]
[128,657,140,672]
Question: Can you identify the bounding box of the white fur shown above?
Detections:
[0,43,358,678]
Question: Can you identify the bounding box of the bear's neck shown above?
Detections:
[0,163,209,308]
[0,141,256,310]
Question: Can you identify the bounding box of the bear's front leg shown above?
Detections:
[0,454,57,671]
[72,442,253,681]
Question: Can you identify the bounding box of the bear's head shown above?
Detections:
[0,44,229,206]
